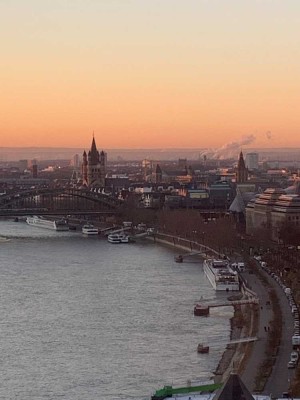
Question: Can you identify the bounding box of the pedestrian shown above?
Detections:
[264,326,267,332]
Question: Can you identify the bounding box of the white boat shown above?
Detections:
[107,233,130,244]
[26,216,69,231]
[82,224,99,235]
[203,259,240,291]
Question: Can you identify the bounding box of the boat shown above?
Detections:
[175,255,183,263]
[82,224,99,235]
[203,258,240,291]
[0,237,10,242]
[194,304,209,316]
[26,216,69,231]
[197,344,209,353]
[151,381,222,400]
[107,232,130,243]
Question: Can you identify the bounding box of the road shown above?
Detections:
[240,262,295,397]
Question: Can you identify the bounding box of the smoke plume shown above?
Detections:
[200,134,256,160]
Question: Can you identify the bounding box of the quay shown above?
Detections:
[194,298,259,316]
[147,231,297,397]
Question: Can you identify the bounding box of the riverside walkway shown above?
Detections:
[240,265,295,397]
[148,232,295,396]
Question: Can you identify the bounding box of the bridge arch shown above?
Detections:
[0,187,123,213]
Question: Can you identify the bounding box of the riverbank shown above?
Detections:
[147,232,255,383]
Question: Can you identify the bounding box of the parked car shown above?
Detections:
[291,351,299,363]
[288,360,296,369]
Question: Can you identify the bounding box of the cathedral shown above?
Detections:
[82,137,107,187]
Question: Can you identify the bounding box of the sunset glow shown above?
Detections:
[1,0,300,149]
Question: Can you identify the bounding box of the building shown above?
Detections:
[71,154,80,169]
[155,164,162,184]
[209,180,235,209]
[82,137,107,187]
[245,152,259,170]
[236,151,248,183]
[246,188,300,240]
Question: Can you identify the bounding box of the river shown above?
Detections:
[0,220,232,400]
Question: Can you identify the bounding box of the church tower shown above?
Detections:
[82,136,107,187]
[155,163,162,184]
[236,151,248,183]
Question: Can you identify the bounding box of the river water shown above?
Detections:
[0,220,232,400]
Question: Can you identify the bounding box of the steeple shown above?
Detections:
[90,135,99,165]
[238,151,246,169]
[155,163,162,183]
[91,134,97,153]
[236,151,248,183]
[82,135,107,187]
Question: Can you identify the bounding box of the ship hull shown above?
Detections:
[26,216,69,231]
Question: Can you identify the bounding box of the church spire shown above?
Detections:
[90,135,99,165]
[236,150,248,183]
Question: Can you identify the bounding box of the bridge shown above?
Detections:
[0,187,123,216]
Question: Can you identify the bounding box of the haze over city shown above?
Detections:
[1,0,300,149]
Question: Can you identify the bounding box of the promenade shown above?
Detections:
[241,265,295,397]
[148,232,296,397]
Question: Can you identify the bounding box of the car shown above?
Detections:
[291,351,299,363]
[288,360,296,368]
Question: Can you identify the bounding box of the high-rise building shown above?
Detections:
[71,154,80,168]
[82,137,107,187]
[245,152,259,170]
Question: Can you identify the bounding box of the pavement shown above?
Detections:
[240,262,295,398]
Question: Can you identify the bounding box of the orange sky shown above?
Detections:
[1,1,300,149]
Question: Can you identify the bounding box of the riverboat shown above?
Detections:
[107,233,130,244]
[26,216,69,231]
[197,344,209,353]
[203,259,240,291]
[82,224,99,235]
[194,304,209,316]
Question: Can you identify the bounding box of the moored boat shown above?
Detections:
[107,233,130,243]
[26,216,69,231]
[82,224,99,235]
[197,344,209,353]
[203,258,240,291]
[194,304,209,316]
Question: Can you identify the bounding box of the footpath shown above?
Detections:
[148,232,295,397]
[237,263,295,397]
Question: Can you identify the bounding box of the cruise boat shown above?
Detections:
[82,224,99,235]
[26,216,69,231]
[107,233,130,244]
[203,259,240,291]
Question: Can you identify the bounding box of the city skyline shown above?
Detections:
[1,1,300,148]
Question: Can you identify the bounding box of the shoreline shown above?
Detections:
[147,233,255,383]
